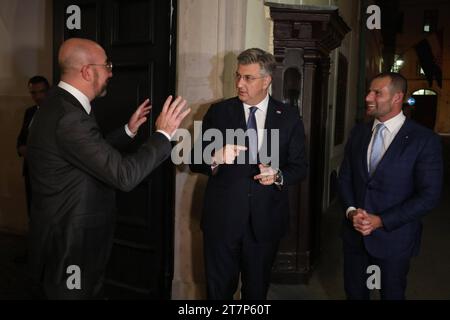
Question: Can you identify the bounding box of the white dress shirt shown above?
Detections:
[366,111,406,169]
[58,81,92,114]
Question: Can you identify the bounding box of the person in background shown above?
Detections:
[17,75,50,217]
[14,76,50,265]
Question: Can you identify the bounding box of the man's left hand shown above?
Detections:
[128,99,152,135]
[354,209,383,236]
[254,164,277,186]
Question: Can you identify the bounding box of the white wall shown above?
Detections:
[0,0,53,234]
[245,0,271,51]
[174,0,248,299]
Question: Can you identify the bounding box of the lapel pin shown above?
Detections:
[276,110,282,114]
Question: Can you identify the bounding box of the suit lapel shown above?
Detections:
[264,97,283,130]
[361,121,374,179]
[374,119,412,173]
[262,97,284,158]
[228,98,247,131]
[56,86,90,115]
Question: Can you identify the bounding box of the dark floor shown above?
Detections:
[1,137,449,300]
[0,233,32,299]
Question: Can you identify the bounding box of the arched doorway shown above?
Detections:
[410,89,438,130]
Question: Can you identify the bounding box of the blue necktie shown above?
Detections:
[369,123,386,175]
[247,107,258,163]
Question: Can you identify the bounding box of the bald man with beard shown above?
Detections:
[27,38,190,299]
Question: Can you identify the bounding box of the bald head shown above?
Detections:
[58,38,105,76]
[57,38,112,101]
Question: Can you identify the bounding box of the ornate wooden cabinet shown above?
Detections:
[268,3,350,283]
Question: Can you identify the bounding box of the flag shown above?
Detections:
[414,30,443,88]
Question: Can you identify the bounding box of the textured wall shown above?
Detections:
[173,0,248,299]
[0,0,53,234]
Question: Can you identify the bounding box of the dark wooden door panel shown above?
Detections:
[112,0,155,45]
[411,95,437,130]
[53,0,176,299]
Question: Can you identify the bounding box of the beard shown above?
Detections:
[94,70,108,98]
[98,83,108,97]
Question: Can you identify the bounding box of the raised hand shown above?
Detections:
[155,96,190,138]
[128,99,152,135]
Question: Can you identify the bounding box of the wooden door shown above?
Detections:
[411,95,437,130]
[53,0,177,299]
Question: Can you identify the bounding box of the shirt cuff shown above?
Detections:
[156,130,171,141]
[346,206,357,218]
[125,124,136,138]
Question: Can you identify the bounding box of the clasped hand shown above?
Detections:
[349,208,383,236]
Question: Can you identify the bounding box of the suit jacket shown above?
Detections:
[338,118,443,259]
[190,96,307,242]
[17,105,38,176]
[27,87,172,294]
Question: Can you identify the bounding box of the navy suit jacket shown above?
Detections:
[190,96,307,242]
[338,118,443,259]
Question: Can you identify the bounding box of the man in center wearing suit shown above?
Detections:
[338,72,443,300]
[27,38,190,299]
[190,48,307,299]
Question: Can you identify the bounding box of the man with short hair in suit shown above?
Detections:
[27,38,190,299]
[17,75,50,216]
[190,48,307,300]
[338,72,443,300]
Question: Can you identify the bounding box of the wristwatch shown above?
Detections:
[274,169,283,185]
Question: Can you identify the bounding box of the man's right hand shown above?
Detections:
[349,208,372,236]
[212,144,247,165]
[155,95,190,138]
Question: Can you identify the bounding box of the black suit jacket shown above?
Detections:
[27,87,172,297]
[190,96,307,242]
[17,105,38,176]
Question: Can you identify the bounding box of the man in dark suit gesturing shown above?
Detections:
[27,38,190,299]
[190,48,307,299]
[338,72,443,300]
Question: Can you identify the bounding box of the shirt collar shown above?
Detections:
[243,93,269,114]
[58,81,92,115]
[373,111,406,134]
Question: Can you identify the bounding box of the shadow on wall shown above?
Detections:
[174,51,239,298]
[0,46,49,235]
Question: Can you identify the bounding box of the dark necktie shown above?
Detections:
[247,106,258,163]
[369,123,386,175]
